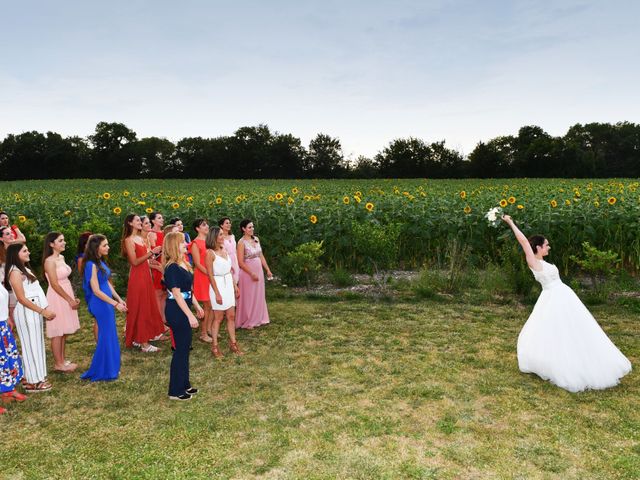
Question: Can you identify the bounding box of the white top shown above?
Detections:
[0,280,8,320]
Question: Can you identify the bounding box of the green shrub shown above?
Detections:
[350,220,400,273]
[279,241,324,287]
[330,267,355,287]
[500,243,536,296]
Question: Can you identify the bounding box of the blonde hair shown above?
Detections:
[162,232,192,272]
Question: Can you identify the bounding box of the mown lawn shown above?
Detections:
[1,291,638,479]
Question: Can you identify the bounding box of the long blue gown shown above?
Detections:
[81,260,121,382]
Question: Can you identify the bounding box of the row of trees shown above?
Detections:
[1,121,638,179]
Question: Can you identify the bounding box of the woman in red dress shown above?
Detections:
[148,212,167,323]
[121,214,165,352]
[189,218,212,342]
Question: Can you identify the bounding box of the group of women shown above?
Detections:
[0,211,274,411]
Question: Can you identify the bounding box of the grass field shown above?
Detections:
[1,284,638,479]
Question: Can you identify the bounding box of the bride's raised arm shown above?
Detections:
[502,215,541,271]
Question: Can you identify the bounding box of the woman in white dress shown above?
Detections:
[205,227,242,358]
[503,215,631,392]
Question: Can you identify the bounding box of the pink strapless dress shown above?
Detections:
[45,262,81,338]
[223,235,240,284]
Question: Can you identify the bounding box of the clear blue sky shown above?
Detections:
[1,0,639,158]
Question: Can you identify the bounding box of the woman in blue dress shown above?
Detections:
[81,235,127,382]
[163,232,203,401]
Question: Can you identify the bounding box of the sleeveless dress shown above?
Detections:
[124,242,165,347]
[11,267,48,384]
[209,252,235,311]
[223,235,240,284]
[151,231,165,291]
[45,262,81,338]
[189,238,209,302]
[81,260,120,382]
[236,238,269,329]
[0,281,23,392]
[518,260,632,392]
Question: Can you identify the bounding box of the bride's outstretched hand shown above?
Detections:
[502,214,512,223]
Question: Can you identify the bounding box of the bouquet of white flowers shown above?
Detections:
[485,206,503,227]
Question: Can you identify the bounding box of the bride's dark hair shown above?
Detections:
[528,235,546,254]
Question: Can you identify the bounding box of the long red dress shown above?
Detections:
[151,231,165,291]
[189,238,209,302]
[124,242,165,347]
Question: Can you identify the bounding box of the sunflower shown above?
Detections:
[137,201,145,206]
[145,207,153,214]
[365,202,374,212]
[608,196,617,205]
[517,204,524,210]
[508,196,516,204]
[123,191,130,197]
[460,191,467,199]
[208,201,214,207]
[463,205,471,214]
[343,196,350,205]
[287,197,294,205]
[594,201,600,207]
[268,195,274,202]
[304,195,311,201]
[499,199,508,208]
[64,210,71,216]
[113,207,122,215]
[216,197,222,205]
[565,199,571,206]
[550,200,558,208]
[172,202,180,209]
[354,195,362,204]
[309,215,318,224]
[187,196,193,202]
[292,187,299,194]
[141,192,147,198]
[235,196,242,203]
[275,192,284,201]
[355,191,362,197]
[102,192,111,200]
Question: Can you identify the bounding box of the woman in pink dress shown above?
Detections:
[42,232,81,372]
[218,217,240,284]
[236,219,273,329]
[189,218,212,342]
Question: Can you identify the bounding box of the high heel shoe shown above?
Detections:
[229,342,244,356]
[211,345,224,358]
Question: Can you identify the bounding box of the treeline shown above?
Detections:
[1,121,639,179]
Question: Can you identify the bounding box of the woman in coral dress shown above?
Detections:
[43,232,81,372]
[189,218,212,342]
[236,219,272,329]
[122,214,165,353]
[503,215,632,392]
[148,212,167,323]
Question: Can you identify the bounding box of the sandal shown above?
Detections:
[24,381,52,393]
[141,344,159,353]
[229,342,245,356]
[199,335,213,344]
[54,362,77,373]
[211,345,224,358]
[1,390,27,402]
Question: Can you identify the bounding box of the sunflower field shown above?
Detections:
[2,178,639,278]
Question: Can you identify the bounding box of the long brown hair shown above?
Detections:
[121,213,139,256]
[82,234,108,276]
[42,231,63,271]
[205,227,222,251]
[3,242,37,291]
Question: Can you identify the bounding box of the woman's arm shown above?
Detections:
[190,243,208,275]
[205,250,223,304]
[44,257,79,309]
[89,265,125,311]
[237,241,257,280]
[502,215,540,271]
[12,227,26,243]
[125,237,156,266]
[170,286,199,328]
[9,270,56,320]
[259,252,273,279]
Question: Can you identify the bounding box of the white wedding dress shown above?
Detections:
[517,260,632,392]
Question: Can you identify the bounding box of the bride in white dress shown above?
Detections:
[502,215,631,392]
